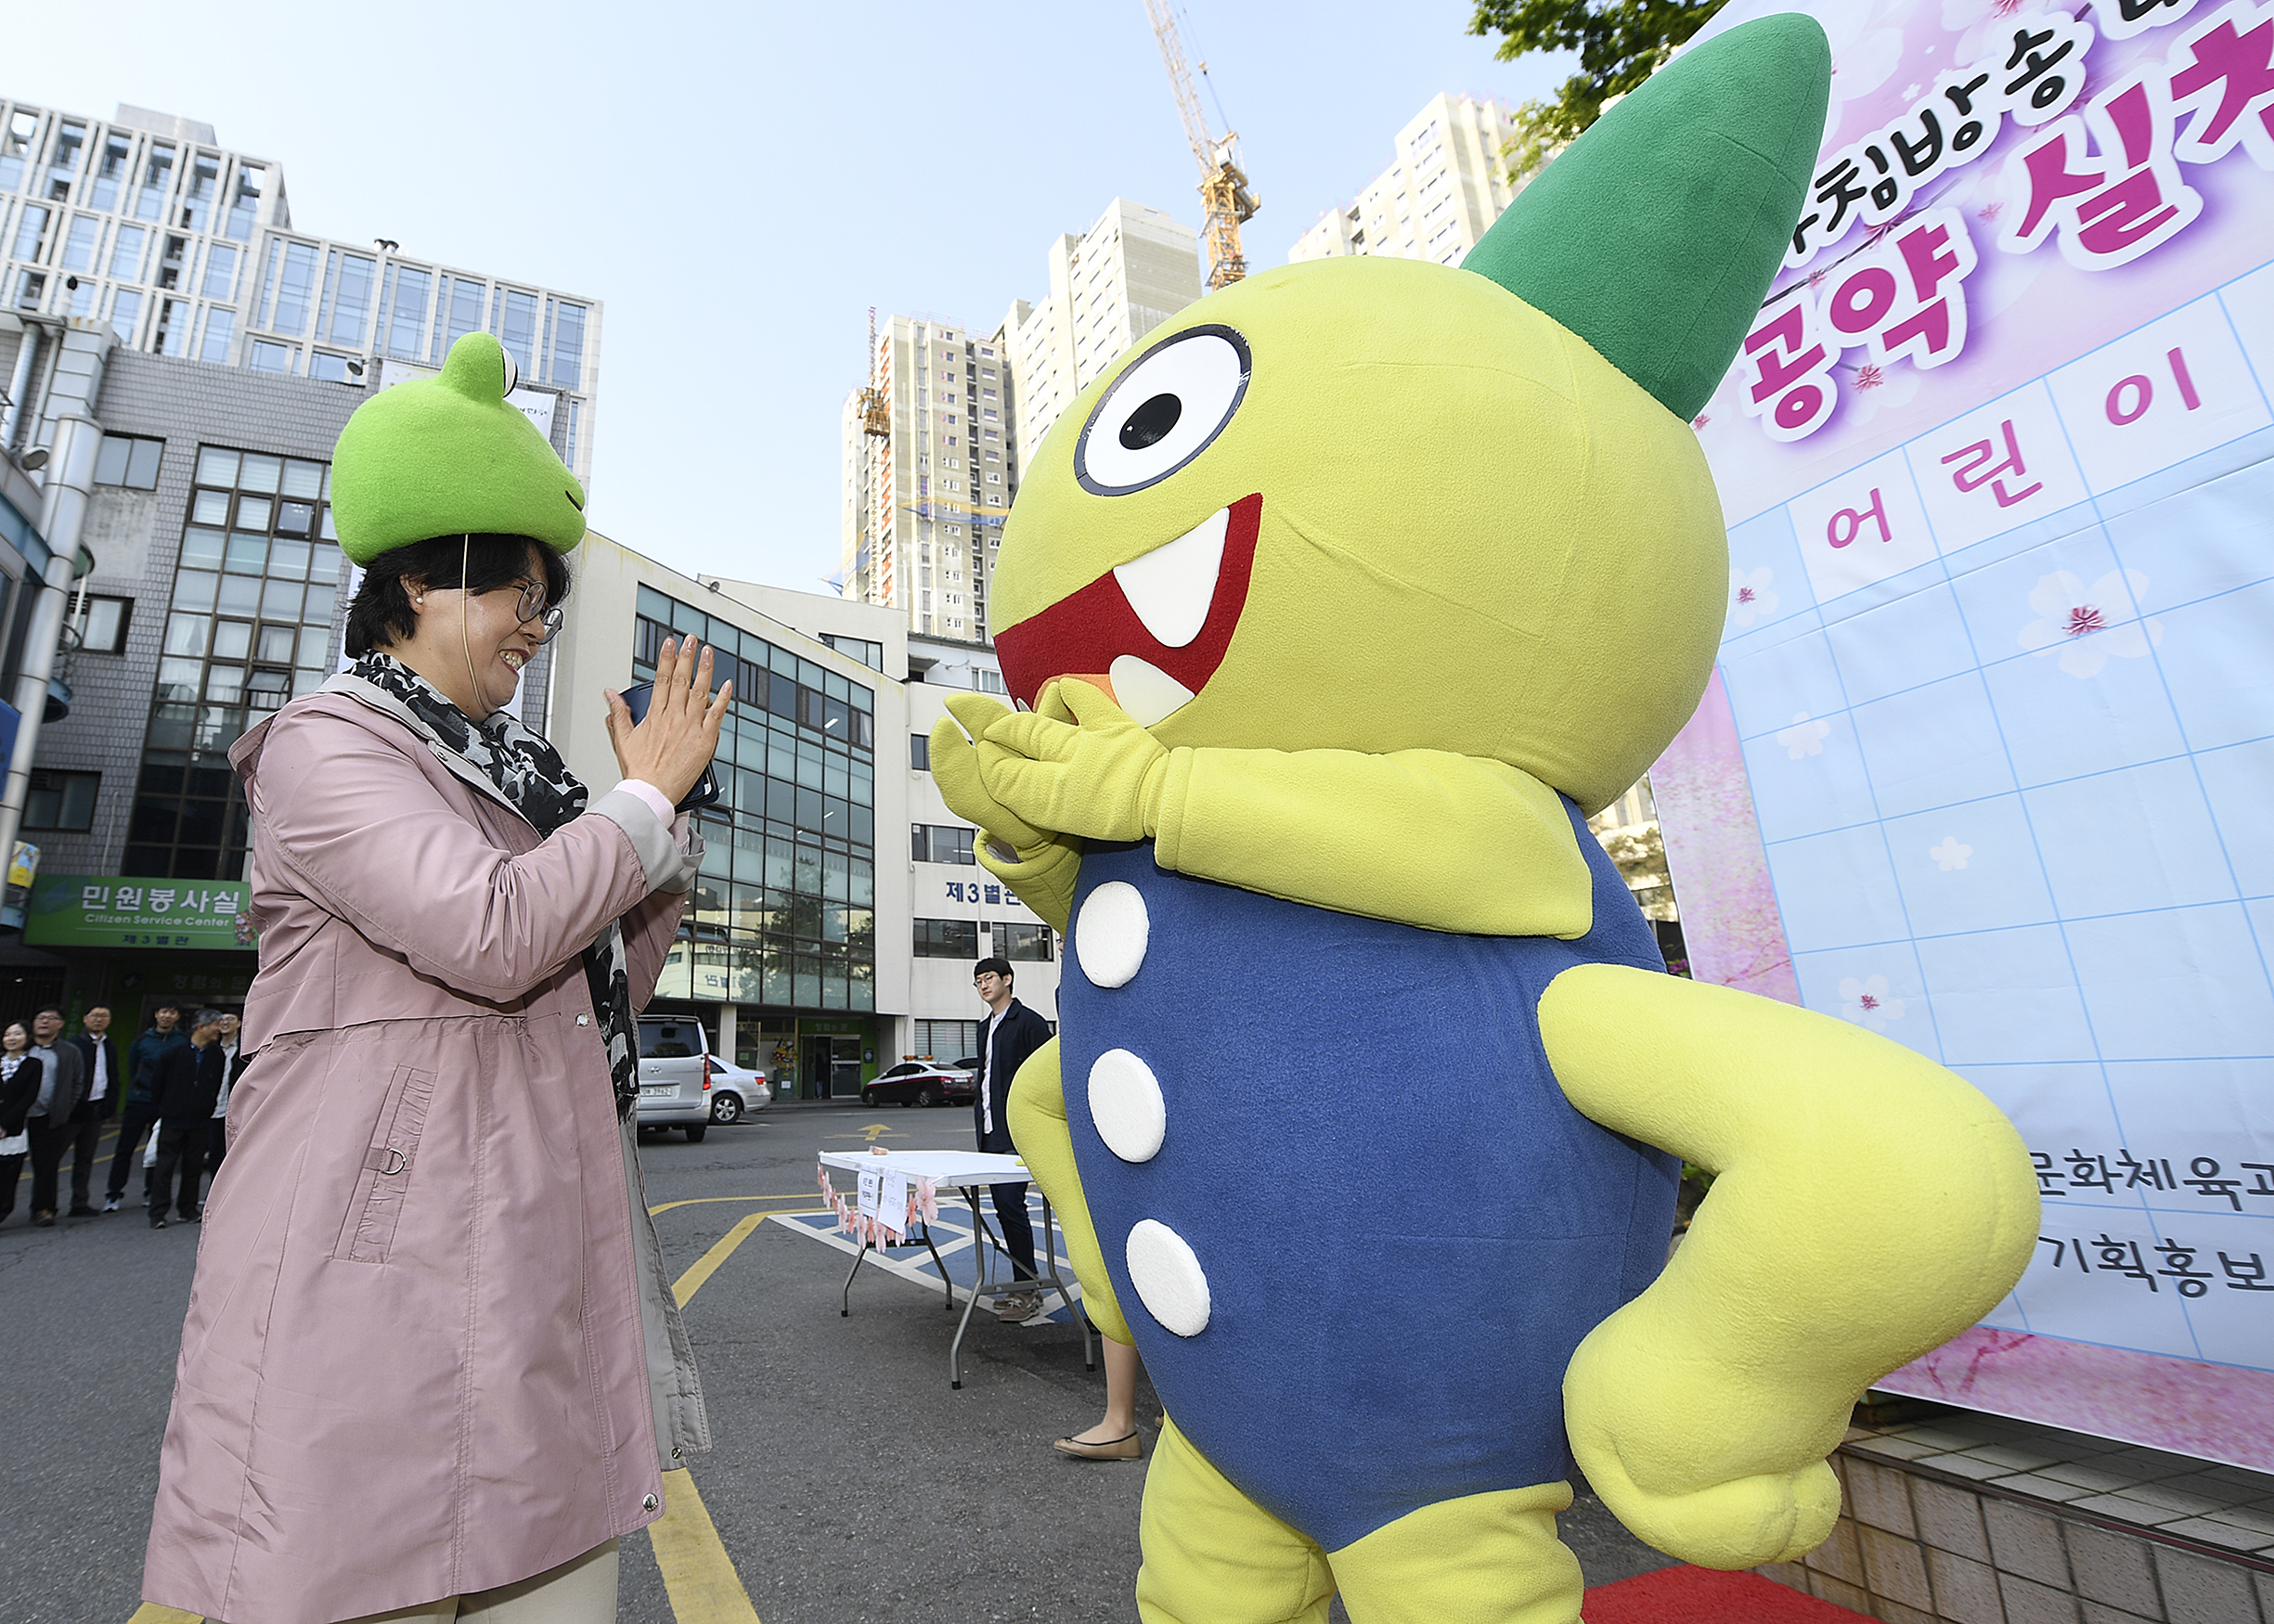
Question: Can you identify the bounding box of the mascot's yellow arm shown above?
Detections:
[1003,1036,1132,1344]
[1537,964,2039,1567]
[1152,748,1590,937]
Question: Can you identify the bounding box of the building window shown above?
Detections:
[23,769,99,832]
[11,205,50,262]
[910,731,929,771]
[818,632,883,671]
[135,143,174,223]
[912,1018,979,1063]
[108,222,146,280]
[267,240,319,335]
[125,445,341,881]
[74,595,132,653]
[433,275,486,362]
[247,341,292,374]
[225,163,264,241]
[494,288,539,376]
[177,151,219,231]
[911,823,975,865]
[153,297,191,357]
[59,213,98,273]
[93,434,163,490]
[383,264,431,359]
[308,352,353,383]
[108,288,142,345]
[322,250,377,347]
[201,242,238,300]
[0,110,36,192]
[998,922,1053,962]
[199,307,235,364]
[914,918,979,959]
[548,300,585,388]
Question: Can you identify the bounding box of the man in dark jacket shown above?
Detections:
[62,1003,123,1218]
[107,1001,185,1211]
[972,956,1054,1321]
[148,1008,226,1229]
[24,1005,88,1226]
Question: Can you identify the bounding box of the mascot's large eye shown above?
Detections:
[1075,325,1250,496]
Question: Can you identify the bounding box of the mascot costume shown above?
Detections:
[931,15,2039,1623]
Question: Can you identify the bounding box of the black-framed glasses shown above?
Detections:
[506,575,563,645]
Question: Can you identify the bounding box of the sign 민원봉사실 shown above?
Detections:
[24,874,257,950]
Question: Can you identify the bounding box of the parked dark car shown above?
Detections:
[860,1059,978,1108]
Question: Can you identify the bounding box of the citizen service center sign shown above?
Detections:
[25,875,257,950]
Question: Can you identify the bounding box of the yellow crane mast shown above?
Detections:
[855,306,890,439]
[1142,0,1260,290]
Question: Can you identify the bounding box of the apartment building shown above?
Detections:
[1288,94,1527,270]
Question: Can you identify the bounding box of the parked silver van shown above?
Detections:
[635,1016,713,1141]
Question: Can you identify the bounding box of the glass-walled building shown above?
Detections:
[0,97,599,484]
[549,535,910,1102]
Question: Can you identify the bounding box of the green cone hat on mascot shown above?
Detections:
[1463,11,1828,421]
[926,14,2039,1624]
[329,331,587,565]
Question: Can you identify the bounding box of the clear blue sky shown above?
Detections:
[13,1,1570,593]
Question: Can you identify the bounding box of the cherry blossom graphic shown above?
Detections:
[1729,565,1781,628]
[2017,570,2164,678]
[1777,712,1832,759]
[1930,835,1973,870]
[1840,355,1920,427]
[1840,973,1907,1030]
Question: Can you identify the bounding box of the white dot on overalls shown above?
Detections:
[1088,1050,1166,1163]
[1075,881,1148,988]
[1126,1218,1210,1336]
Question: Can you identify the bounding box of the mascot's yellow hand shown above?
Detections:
[931,696,1084,935]
[975,678,1169,844]
[932,696,1050,850]
[1564,1312,1845,1568]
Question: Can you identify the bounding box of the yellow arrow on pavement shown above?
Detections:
[824,1122,900,1144]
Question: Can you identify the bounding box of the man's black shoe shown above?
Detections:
[67,1205,98,1218]
[150,1217,168,1229]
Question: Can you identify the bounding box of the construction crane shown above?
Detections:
[854,306,890,438]
[1143,0,1260,290]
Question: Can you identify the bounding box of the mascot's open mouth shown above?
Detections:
[994,493,1261,727]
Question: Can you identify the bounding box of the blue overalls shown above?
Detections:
[1059,796,1680,1552]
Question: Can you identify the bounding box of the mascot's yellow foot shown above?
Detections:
[1134,1417,1585,1624]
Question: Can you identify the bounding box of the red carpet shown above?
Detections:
[1583,1566,1872,1622]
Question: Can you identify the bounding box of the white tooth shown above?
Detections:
[1108,656,1197,728]
[1113,506,1228,650]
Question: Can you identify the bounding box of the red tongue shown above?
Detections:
[994,494,1262,711]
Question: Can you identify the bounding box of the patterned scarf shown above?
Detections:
[349,651,639,1118]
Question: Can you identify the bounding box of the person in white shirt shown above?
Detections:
[208,1012,244,1180]
[63,1003,122,1218]
[971,957,1053,1322]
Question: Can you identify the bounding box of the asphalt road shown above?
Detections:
[1,1101,1673,1624]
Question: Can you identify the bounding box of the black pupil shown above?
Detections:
[1119,393,1182,450]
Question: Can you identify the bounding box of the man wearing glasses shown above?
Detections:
[973,956,1054,1322]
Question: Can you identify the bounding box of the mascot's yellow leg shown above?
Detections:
[1328,1482,1583,1624]
[1135,1417,1337,1624]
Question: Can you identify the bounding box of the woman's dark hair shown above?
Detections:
[343,534,572,657]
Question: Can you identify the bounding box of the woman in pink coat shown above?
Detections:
[144,332,729,1624]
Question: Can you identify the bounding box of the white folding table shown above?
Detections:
[817,1149,1094,1388]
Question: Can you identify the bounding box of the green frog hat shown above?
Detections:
[329,331,588,566]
